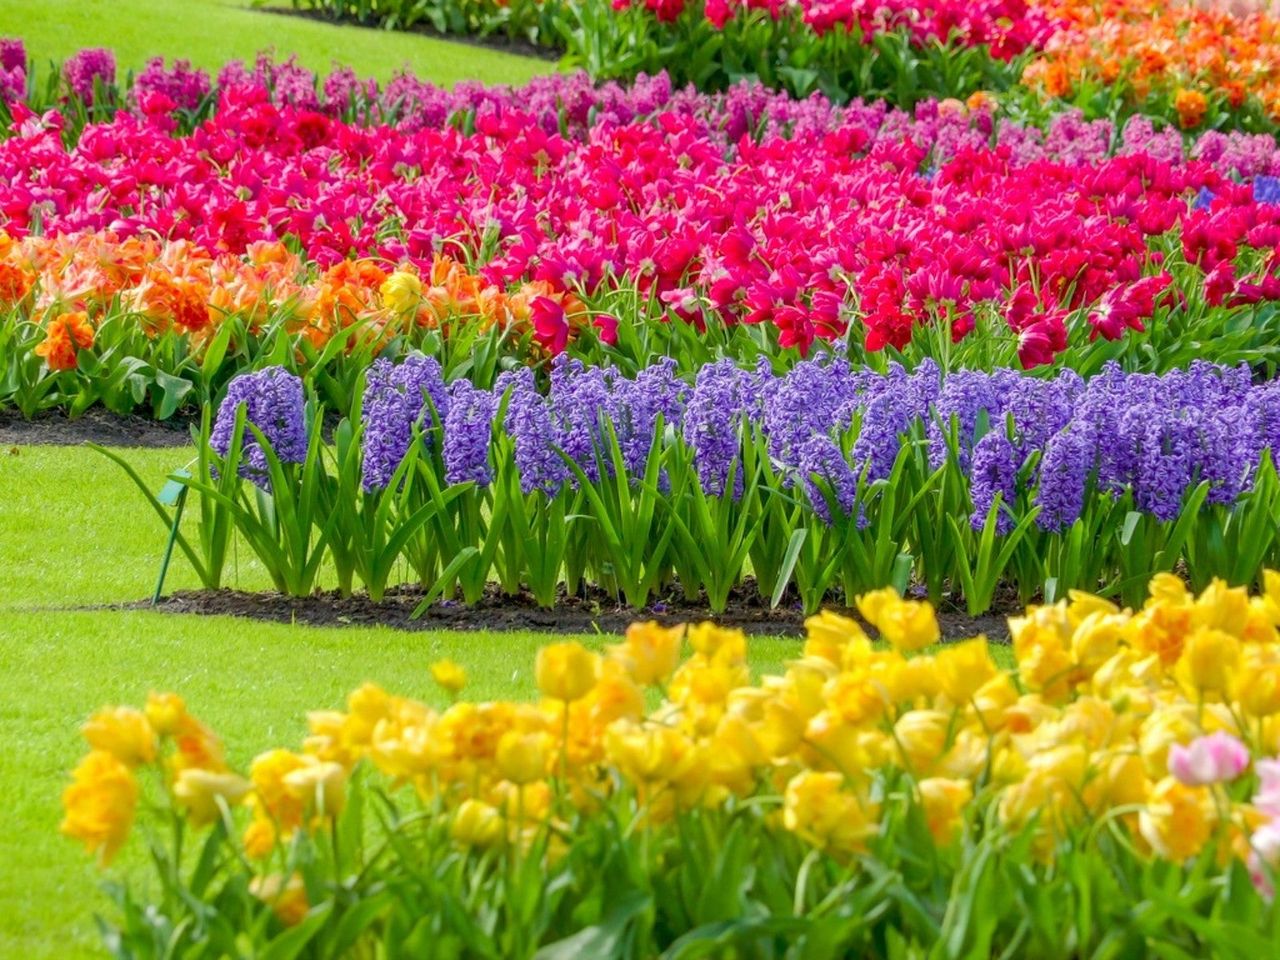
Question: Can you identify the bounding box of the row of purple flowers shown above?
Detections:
[195,355,1280,612]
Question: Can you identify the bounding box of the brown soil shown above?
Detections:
[125,580,1016,640]
[258,6,562,63]
[0,408,194,448]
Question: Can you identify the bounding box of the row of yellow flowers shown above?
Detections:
[63,573,1280,926]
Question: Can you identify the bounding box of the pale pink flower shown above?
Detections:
[1254,759,1280,817]
[1249,819,1280,899]
[1167,731,1251,786]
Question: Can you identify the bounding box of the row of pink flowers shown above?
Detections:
[4,73,1280,362]
[614,0,1062,59]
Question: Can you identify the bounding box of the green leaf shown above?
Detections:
[533,890,651,960]
[772,528,808,608]
[258,903,333,960]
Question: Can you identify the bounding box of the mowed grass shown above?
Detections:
[1,0,554,85]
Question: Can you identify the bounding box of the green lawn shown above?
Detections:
[1,0,554,85]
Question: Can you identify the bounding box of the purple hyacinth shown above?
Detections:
[1004,372,1079,453]
[763,353,865,462]
[1133,412,1197,522]
[852,391,912,485]
[1255,176,1280,205]
[927,370,1002,471]
[549,356,612,482]
[1193,408,1258,506]
[1249,382,1280,469]
[63,48,116,104]
[500,369,568,496]
[1034,426,1095,532]
[796,434,857,524]
[360,356,448,492]
[443,380,496,488]
[969,429,1022,535]
[210,367,308,484]
[614,358,685,476]
[682,360,749,497]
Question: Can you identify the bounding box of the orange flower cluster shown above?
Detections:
[1,231,591,372]
[1025,0,1280,124]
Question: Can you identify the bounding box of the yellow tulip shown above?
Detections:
[242,816,279,859]
[1126,603,1192,667]
[1235,645,1280,717]
[935,638,996,704]
[1175,627,1241,695]
[804,710,888,776]
[1193,579,1250,636]
[709,713,768,791]
[1070,612,1126,676]
[609,621,684,686]
[1147,572,1190,607]
[1139,705,1198,779]
[282,758,347,818]
[451,799,504,848]
[893,710,950,773]
[251,749,310,829]
[605,720,698,785]
[1084,750,1147,812]
[249,872,310,926]
[495,730,550,786]
[1262,570,1280,624]
[379,269,422,314]
[970,673,1019,730]
[803,610,869,665]
[82,705,156,768]
[823,665,888,726]
[536,642,600,702]
[60,750,137,866]
[144,692,188,737]
[430,659,467,696]
[172,768,252,827]
[918,777,972,844]
[783,770,878,854]
[1139,776,1216,861]
[885,653,941,705]
[1065,590,1119,628]
[857,588,939,653]
[687,623,747,664]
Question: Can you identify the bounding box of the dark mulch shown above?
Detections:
[0,408,194,448]
[125,580,1015,641]
[259,7,562,62]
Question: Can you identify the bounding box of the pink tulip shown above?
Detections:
[3,55,1280,365]
[1167,732,1251,786]
[1248,818,1280,899]
[1254,759,1280,817]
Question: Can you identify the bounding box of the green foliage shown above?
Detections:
[95,767,1280,959]
[101,379,1280,616]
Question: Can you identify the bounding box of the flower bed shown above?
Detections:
[8,65,1280,418]
[63,572,1280,956]
[104,357,1280,616]
[268,0,1280,127]
[1026,0,1280,130]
